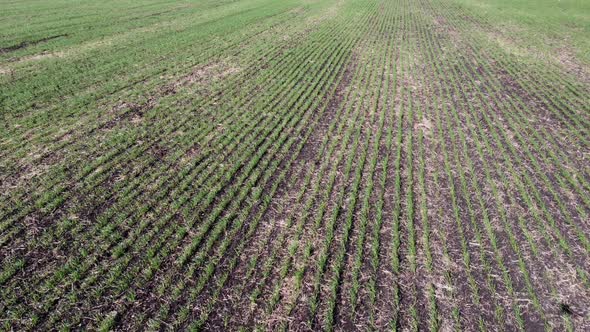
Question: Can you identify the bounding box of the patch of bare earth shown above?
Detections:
[422,119,463,332]
[160,61,240,95]
[554,47,589,84]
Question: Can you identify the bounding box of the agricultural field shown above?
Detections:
[1,0,589,329]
